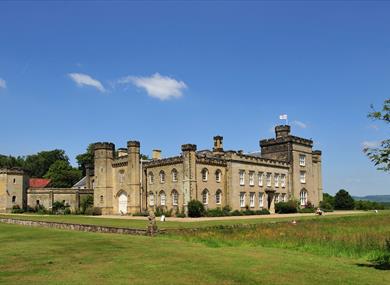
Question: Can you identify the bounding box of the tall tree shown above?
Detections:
[334,189,355,210]
[364,98,390,172]
[76,144,95,176]
[44,160,82,188]
[23,149,69,177]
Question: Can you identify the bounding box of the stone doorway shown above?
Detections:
[118,192,128,214]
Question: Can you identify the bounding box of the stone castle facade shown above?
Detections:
[0,125,322,215]
[92,125,322,215]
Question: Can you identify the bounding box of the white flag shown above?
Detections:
[279,114,288,120]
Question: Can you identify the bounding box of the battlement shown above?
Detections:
[181,144,197,152]
[94,142,115,151]
[0,168,25,175]
[127,141,140,148]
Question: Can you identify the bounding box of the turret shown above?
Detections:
[213,135,224,153]
[181,144,197,215]
[127,140,141,213]
[275,125,291,139]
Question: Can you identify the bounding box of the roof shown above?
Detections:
[29,178,51,188]
[72,176,87,189]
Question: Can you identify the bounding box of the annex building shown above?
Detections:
[0,125,323,215]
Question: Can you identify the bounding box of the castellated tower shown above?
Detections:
[181,144,197,215]
[127,141,141,214]
[260,125,323,206]
[93,142,115,215]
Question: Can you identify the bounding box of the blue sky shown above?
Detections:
[0,1,389,196]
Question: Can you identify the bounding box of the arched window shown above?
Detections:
[216,190,222,205]
[201,168,208,181]
[202,189,209,205]
[300,189,308,206]
[100,195,104,204]
[148,172,154,184]
[149,192,155,206]
[119,170,125,184]
[160,171,165,183]
[172,190,179,206]
[160,191,166,206]
[171,169,178,182]
[12,196,16,203]
[215,170,221,182]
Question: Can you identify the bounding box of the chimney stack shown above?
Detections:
[213,135,224,152]
[152,149,161,160]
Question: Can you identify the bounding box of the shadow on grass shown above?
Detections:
[356,263,390,270]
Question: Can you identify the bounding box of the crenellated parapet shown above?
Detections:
[196,156,227,167]
[143,156,183,168]
[94,142,115,151]
[0,168,25,175]
[231,153,290,168]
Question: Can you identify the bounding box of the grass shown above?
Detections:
[172,212,390,259]
[0,221,390,285]
[0,211,372,230]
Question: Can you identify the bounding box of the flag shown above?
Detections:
[279,114,288,120]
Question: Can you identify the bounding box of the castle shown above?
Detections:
[0,125,323,215]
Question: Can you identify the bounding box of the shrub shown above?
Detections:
[275,200,298,214]
[319,200,334,212]
[11,204,24,213]
[354,200,385,211]
[242,209,256,215]
[334,189,354,210]
[230,210,243,216]
[35,205,48,214]
[188,200,205,217]
[133,211,149,217]
[52,201,66,214]
[155,206,173,217]
[369,238,390,270]
[206,208,225,217]
[80,195,93,214]
[299,207,315,213]
[254,209,270,215]
[64,208,71,215]
[84,207,102,216]
[175,212,186,218]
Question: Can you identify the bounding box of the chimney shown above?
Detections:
[275,125,291,139]
[117,148,127,157]
[213,135,223,152]
[152,149,161,160]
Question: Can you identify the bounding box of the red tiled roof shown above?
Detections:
[29,178,51,188]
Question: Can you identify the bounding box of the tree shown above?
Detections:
[364,98,390,172]
[187,200,205,217]
[323,193,335,207]
[24,149,69,177]
[334,189,355,210]
[44,160,82,188]
[76,144,95,176]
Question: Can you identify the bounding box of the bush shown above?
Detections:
[64,208,71,215]
[369,238,390,270]
[254,209,270,215]
[354,200,385,211]
[84,207,102,216]
[334,189,354,210]
[206,208,225,217]
[155,206,173,217]
[36,205,48,214]
[230,210,243,216]
[188,200,205,217]
[319,200,334,212]
[299,207,315,213]
[11,204,24,213]
[80,195,93,214]
[133,211,149,217]
[275,200,298,214]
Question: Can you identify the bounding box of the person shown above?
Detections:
[316,208,323,216]
[160,214,166,222]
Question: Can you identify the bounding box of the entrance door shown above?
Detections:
[118,193,128,214]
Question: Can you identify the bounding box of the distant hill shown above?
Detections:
[353,195,390,203]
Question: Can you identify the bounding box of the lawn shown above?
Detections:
[0,211,371,230]
[0,221,389,285]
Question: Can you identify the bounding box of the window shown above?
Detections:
[266,173,272,187]
[281,174,286,187]
[92,179,96,189]
[239,170,245,186]
[239,192,246,207]
[12,196,16,203]
[202,189,209,205]
[249,171,255,186]
[172,190,179,206]
[160,171,165,183]
[282,193,287,202]
[13,178,16,184]
[250,192,255,208]
[36,200,40,206]
[149,172,154,184]
[299,154,306,166]
[216,190,222,205]
[300,190,308,206]
[160,191,166,206]
[300,171,306,183]
[258,193,263,207]
[201,168,208,181]
[275,194,279,203]
[100,195,104,203]
[172,169,178,182]
[149,192,155,206]
[275,174,280,188]
[258,172,263,187]
[215,170,221,182]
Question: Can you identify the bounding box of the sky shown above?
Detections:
[0,1,389,196]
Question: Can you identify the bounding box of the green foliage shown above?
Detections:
[84,207,102,216]
[206,206,232,217]
[80,195,94,214]
[133,211,149,217]
[319,200,334,212]
[52,200,71,214]
[44,160,82,188]
[364,98,390,172]
[354,200,385,210]
[323,193,335,207]
[334,189,355,210]
[76,144,95,176]
[188,200,205,217]
[11,205,24,213]
[298,207,315,213]
[35,205,48,214]
[155,206,173,217]
[275,200,298,214]
[369,238,390,270]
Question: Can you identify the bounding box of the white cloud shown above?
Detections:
[118,73,187,100]
[292,120,307,129]
[0,78,6,89]
[362,141,380,149]
[68,73,105,93]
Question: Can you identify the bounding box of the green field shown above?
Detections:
[0,212,389,285]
